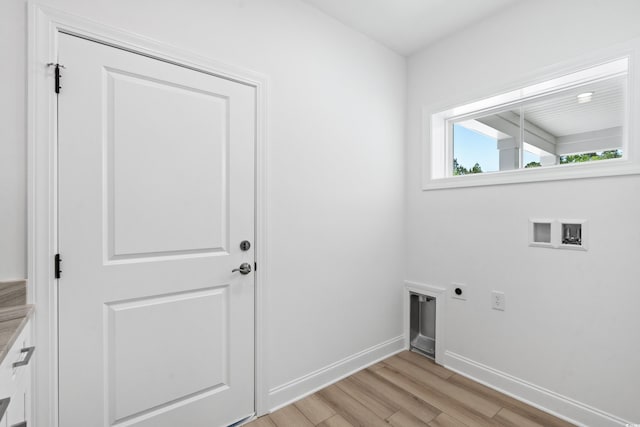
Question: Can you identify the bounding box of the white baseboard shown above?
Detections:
[444,351,633,427]
[267,335,405,412]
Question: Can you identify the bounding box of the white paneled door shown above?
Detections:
[57,33,256,427]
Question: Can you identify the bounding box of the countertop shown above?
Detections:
[0,280,33,365]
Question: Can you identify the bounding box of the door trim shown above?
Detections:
[28,5,270,426]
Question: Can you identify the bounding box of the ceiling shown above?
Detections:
[522,75,626,138]
[299,0,522,55]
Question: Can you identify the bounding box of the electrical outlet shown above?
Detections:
[492,291,505,311]
[451,283,467,300]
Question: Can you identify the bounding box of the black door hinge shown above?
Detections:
[254,262,257,272]
[55,254,62,279]
[47,63,65,94]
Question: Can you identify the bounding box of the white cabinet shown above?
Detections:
[0,319,33,427]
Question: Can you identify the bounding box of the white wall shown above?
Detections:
[0,0,28,280]
[407,1,640,424]
[2,0,405,413]
[12,0,638,423]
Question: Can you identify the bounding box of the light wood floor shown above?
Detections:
[246,351,575,427]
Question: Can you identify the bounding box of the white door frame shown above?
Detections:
[28,5,270,426]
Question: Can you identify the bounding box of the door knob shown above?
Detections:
[232,262,252,275]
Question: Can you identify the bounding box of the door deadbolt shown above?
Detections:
[240,240,251,251]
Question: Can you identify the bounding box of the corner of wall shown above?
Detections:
[266,336,405,412]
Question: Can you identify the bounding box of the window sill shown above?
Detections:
[421,158,640,190]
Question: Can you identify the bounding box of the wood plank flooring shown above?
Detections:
[246,351,575,427]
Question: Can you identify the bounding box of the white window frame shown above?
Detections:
[422,41,640,190]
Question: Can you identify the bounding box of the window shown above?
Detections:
[424,55,640,189]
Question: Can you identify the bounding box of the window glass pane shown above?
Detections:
[523,149,541,168]
[433,57,630,187]
[522,74,626,168]
[452,109,521,175]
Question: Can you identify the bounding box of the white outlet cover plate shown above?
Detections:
[451,283,467,300]
[492,291,505,311]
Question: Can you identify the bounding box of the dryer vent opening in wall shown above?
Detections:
[409,293,436,359]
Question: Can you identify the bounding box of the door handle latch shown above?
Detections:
[232,262,252,275]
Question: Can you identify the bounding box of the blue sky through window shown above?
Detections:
[453,124,498,172]
[453,124,542,172]
[523,149,540,165]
